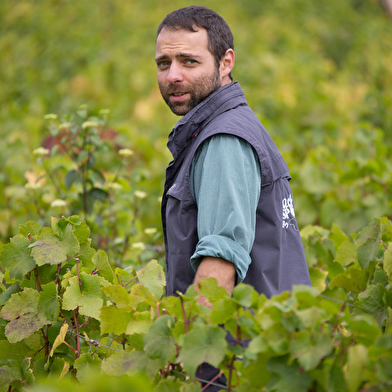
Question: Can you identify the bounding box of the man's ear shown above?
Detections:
[220,49,235,85]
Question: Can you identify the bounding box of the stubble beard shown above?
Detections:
[159,68,221,116]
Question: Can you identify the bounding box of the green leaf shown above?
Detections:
[289,330,333,371]
[88,188,109,202]
[0,288,49,343]
[79,242,96,268]
[356,218,385,269]
[177,324,227,377]
[240,354,271,388]
[21,357,35,385]
[335,240,357,266]
[29,225,80,266]
[18,221,43,238]
[74,353,101,382]
[0,236,35,280]
[155,376,190,392]
[0,363,23,392]
[39,282,59,321]
[198,277,230,302]
[0,340,35,362]
[245,335,269,358]
[100,306,132,334]
[0,287,39,321]
[93,250,115,283]
[143,315,176,366]
[0,283,20,306]
[308,267,327,293]
[353,284,392,327]
[69,219,90,244]
[346,315,380,346]
[65,169,78,189]
[210,298,238,324]
[384,244,392,282]
[263,325,290,354]
[346,344,368,392]
[328,266,367,293]
[296,306,324,329]
[136,260,165,299]
[101,350,159,377]
[266,356,313,392]
[130,284,156,308]
[232,284,257,307]
[329,223,349,250]
[62,273,104,319]
[102,285,133,307]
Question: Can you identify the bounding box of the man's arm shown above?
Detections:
[193,256,236,308]
[189,134,261,307]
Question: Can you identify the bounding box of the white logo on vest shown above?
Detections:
[282,195,299,231]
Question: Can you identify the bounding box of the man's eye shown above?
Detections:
[158,61,170,68]
[186,59,197,65]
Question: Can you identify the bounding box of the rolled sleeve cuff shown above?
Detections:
[190,234,251,284]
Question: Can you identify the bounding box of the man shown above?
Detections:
[156,6,311,390]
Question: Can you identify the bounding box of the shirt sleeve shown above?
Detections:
[189,134,261,284]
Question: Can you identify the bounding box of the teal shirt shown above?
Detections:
[189,134,261,283]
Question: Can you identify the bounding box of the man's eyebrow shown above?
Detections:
[155,53,202,63]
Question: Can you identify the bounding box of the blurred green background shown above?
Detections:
[1,0,391,247]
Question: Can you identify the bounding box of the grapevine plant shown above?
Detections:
[0,215,391,392]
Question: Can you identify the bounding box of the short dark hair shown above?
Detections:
[157,6,234,80]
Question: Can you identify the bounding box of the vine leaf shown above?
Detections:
[62,273,105,319]
[0,236,35,280]
[101,350,160,378]
[74,353,101,382]
[289,330,333,371]
[328,266,367,293]
[267,356,313,392]
[93,250,115,283]
[0,288,50,343]
[100,306,132,335]
[352,284,392,327]
[356,217,391,269]
[49,323,69,358]
[177,324,227,377]
[335,240,357,266]
[29,224,79,266]
[102,285,134,307]
[136,259,165,299]
[0,362,23,392]
[39,282,60,322]
[346,344,368,392]
[143,316,176,367]
[384,244,392,282]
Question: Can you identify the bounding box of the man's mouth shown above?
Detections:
[170,92,188,101]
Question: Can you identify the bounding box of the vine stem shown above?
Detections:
[381,240,388,249]
[179,295,189,334]
[227,323,242,391]
[34,267,42,292]
[73,308,81,359]
[41,327,50,357]
[76,257,81,287]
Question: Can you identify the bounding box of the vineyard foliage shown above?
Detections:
[1,0,392,391]
[0,215,391,391]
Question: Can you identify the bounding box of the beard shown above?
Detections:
[159,67,221,116]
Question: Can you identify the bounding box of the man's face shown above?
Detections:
[155,27,223,116]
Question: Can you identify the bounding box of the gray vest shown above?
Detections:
[161,82,311,297]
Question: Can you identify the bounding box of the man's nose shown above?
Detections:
[167,63,183,83]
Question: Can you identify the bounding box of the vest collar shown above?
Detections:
[167,81,247,160]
